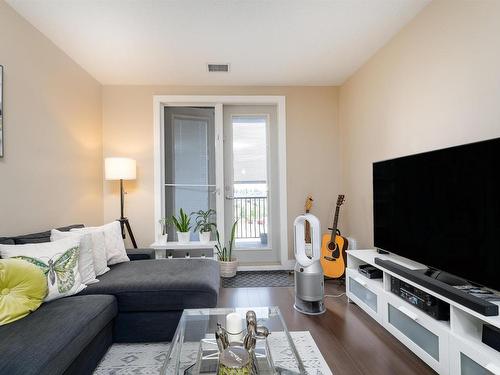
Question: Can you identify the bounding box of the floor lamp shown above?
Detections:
[105,157,138,248]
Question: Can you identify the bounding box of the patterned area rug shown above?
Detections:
[94,331,331,375]
[222,271,294,288]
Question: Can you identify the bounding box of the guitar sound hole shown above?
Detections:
[328,242,337,251]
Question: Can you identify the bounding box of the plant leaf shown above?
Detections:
[228,220,238,260]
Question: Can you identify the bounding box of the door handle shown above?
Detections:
[225,195,235,200]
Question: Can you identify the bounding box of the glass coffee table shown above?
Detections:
[161,307,306,375]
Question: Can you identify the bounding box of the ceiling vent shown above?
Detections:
[207,63,230,72]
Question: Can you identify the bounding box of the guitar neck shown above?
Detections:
[330,206,340,242]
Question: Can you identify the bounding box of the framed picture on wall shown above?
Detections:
[0,65,3,157]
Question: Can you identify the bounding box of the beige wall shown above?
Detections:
[102,86,340,257]
[339,0,500,249]
[0,1,102,236]
[7,0,495,256]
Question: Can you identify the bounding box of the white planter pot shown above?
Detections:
[219,260,238,278]
[177,231,190,243]
[199,231,211,243]
[158,234,168,244]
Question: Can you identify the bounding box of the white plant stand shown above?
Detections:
[150,241,217,260]
[346,249,500,375]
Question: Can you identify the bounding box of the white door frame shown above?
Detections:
[153,95,289,268]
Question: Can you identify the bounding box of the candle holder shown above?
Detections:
[178,307,305,375]
[212,310,271,375]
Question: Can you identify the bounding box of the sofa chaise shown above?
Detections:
[0,225,220,375]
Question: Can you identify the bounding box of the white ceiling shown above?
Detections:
[7,0,430,86]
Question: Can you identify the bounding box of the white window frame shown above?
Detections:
[153,95,289,268]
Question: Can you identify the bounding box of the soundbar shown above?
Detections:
[374,258,499,316]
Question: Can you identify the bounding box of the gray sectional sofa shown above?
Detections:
[0,225,220,375]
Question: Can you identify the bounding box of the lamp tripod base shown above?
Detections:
[118,217,137,249]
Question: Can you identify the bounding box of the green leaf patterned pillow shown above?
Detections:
[0,238,86,301]
[14,246,79,294]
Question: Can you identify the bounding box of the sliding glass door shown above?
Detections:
[163,107,216,241]
[161,104,280,264]
[223,105,280,264]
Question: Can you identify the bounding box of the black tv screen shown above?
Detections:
[373,137,500,291]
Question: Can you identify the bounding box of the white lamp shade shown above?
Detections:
[105,157,136,180]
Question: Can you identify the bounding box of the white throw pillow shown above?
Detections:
[50,229,98,285]
[72,221,129,265]
[0,238,86,302]
[68,228,109,276]
[89,231,110,276]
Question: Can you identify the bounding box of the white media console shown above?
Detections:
[346,249,500,375]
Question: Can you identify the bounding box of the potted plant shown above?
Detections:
[192,209,216,243]
[168,208,192,243]
[260,232,268,245]
[215,220,238,278]
[158,217,168,243]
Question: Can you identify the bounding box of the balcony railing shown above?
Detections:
[233,196,268,239]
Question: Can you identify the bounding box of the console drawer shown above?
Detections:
[450,334,500,375]
[383,293,449,374]
[346,268,383,323]
[461,354,496,375]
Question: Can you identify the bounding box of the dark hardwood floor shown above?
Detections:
[217,280,437,375]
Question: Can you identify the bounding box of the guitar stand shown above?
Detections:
[118,217,138,249]
[337,276,346,287]
[324,275,346,286]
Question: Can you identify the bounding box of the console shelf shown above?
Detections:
[347,249,500,375]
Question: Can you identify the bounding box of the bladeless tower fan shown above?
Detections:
[293,213,326,315]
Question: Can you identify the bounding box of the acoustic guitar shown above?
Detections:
[320,195,348,278]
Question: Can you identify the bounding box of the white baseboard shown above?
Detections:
[237,259,295,271]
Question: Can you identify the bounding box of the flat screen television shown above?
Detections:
[373,137,500,291]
